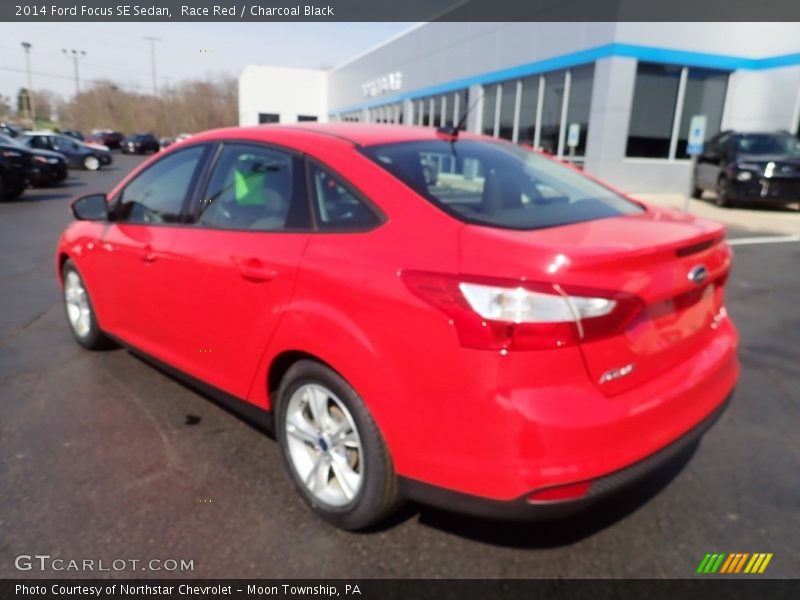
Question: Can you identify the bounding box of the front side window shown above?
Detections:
[361,140,642,231]
[115,146,205,224]
[309,163,381,231]
[198,144,308,231]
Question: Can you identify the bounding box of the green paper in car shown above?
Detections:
[234,168,266,205]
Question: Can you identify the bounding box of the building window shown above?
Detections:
[627,62,729,160]
[498,81,517,141]
[539,70,566,155]
[297,115,317,122]
[482,85,498,136]
[258,113,279,124]
[454,89,468,130]
[564,64,594,158]
[676,68,729,159]
[518,76,540,146]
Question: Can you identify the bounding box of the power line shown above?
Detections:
[0,65,175,94]
[143,36,162,96]
[62,48,86,95]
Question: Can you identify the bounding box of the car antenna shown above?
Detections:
[436,92,482,138]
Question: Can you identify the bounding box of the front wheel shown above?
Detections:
[62,260,114,350]
[84,155,100,171]
[715,177,734,208]
[275,360,401,530]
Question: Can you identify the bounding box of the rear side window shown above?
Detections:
[197,144,309,231]
[116,146,206,224]
[308,163,381,231]
[360,140,642,230]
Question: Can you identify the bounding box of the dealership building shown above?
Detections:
[239,23,800,192]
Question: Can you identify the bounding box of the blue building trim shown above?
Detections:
[332,43,800,114]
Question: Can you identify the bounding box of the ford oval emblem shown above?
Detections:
[688,264,708,284]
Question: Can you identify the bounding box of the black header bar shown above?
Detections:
[4,0,800,22]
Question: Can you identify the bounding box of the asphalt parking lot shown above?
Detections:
[0,154,798,579]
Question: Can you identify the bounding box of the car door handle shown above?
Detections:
[141,245,157,263]
[234,257,277,282]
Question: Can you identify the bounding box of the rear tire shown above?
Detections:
[61,260,114,350]
[275,360,401,530]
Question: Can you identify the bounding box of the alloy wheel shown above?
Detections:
[284,383,363,507]
[64,270,91,337]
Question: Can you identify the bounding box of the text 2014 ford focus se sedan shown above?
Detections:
[56,124,739,530]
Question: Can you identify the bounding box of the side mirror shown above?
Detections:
[71,193,109,221]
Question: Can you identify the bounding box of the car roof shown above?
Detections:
[189,123,484,148]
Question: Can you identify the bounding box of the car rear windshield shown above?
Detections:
[360,140,643,230]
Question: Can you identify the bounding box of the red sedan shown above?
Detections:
[56,124,739,530]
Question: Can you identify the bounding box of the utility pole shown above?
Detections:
[143,36,161,96]
[20,42,35,122]
[62,49,86,96]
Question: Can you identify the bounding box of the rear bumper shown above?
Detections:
[399,391,731,520]
[390,316,739,502]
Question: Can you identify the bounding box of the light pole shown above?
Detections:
[62,49,86,96]
[143,36,161,96]
[21,42,35,122]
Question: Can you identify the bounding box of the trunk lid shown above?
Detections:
[458,207,731,395]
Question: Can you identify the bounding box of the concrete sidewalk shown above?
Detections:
[632,193,800,235]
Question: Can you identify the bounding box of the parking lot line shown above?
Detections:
[727,235,800,246]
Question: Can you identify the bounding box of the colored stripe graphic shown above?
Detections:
[734,553,749,573]
[697,554,712,573]
[707,553,726,573]
[701,553,774,574]
[719,554,736,573]
[757,553,773,573]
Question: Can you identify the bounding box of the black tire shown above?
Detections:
[715,176,733,208]
[83,155,101,171]
[4,182,25,200]
[690,180,703,199]
[275,360,401,530]
[61,260,114,350]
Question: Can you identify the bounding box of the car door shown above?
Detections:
[153,142,311,398]
[93,145,209,356]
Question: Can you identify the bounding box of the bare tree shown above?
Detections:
[58,76,238,136]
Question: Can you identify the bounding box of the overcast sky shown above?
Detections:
[0,22,413,102]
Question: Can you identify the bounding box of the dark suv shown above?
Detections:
[692,131,800,208]
[89,130,125,150]
[121,133,161,155]
[0,140,35,200]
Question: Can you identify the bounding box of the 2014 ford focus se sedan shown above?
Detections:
[56,124,739,530]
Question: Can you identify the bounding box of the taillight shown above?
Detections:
[401,271,642,351]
